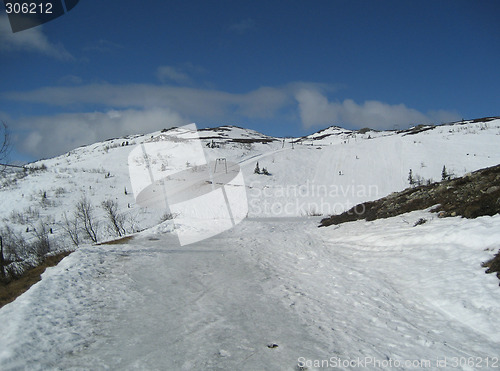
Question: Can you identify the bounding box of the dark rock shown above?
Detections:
[320,163,500,227]
[486,186,500,194]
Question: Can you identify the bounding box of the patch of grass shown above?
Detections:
[159,212,176,223]
[230,138,275,144]
[401,124,436,136]
[96,235,134,245]
[321,163,500,227]
[471,116,497,123]
[0,251,72,309]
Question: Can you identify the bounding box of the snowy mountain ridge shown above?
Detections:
[0,117,500,370]
[1,117,500,246]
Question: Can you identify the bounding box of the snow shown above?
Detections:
[1,119,499,240]
[0,213,499,370]
[0,119,499,369]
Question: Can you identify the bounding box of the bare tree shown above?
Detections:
[61,212,80,247]
[0,121,11,174]
[75,196,99,243]
[0,225,24,261]
[0,226,24,282]
[28,219,51,259]
[101,199,126,237]
[0,236,5,282]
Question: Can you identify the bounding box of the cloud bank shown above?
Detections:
[5,83,295,121]
[295,89,460,129]
[0,16,72,59]
[5,82,461,159]
[16,108,184,159]
[157,66,193,85]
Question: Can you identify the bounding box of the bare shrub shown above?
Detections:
[0,231,26,283]
[0,226,25,262]
[61,212,80,247]
[26,164,47,173]
[75,196,99,243]
[160,212,176,223]
[101,199,126,237]
[306,208,323,217]
[10,207,41,225]
[54,187,66,197]
[125,212,141,233]
[0,236,5,282]
[39,189,55,208]
[10,210,26,225]
[28,220,51,259]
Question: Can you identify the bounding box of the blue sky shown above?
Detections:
[0,0,499,162]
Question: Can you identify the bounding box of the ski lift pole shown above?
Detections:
[214,158,227,174]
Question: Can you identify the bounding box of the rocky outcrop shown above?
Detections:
[482,251,500,284]
[320,163,500,285]
[320,163,500,227]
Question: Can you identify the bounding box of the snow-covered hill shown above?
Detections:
[2,118,500,245]
[0,117,500,369]
[1,213,499,370]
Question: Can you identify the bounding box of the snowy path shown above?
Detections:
[1,215,499,370]
[72,230,323,370]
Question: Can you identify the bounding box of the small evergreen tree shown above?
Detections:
[254,162,261,174]
[441,165,448,181]
[262,167,270,176]
[408,169,414,186]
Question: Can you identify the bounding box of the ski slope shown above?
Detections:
[0,119,500,370]
[0,212,499,370]
[1,119,499,244]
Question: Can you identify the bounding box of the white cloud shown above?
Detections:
[295,89,460,129]
[235,86,290,118]
[58,75,83,85]
[5,82,463,160]
[4,83,296,122]
[157,66,192,84]
[16,108,184,159]
[295,89,340,128]
[0,15,73,59]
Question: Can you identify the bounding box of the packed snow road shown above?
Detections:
[1,214,499,370]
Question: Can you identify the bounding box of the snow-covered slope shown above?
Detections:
[2,118,500,247]
[0,213,499,370]
[0,118,499,369]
